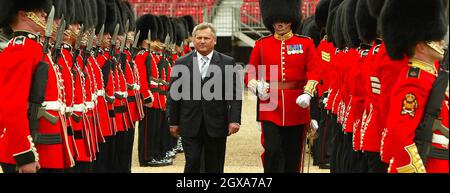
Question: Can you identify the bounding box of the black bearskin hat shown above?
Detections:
[341,0,360,48]
[355,0,378,43]
[260,0,302,34]
[136,14,158,44]
[381,0,447,60]
[315,0,331,29]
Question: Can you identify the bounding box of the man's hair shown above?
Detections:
[192,22,216,38]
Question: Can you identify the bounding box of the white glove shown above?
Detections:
[247,79,259,96]
[310,119,319,131]
[257,79,270,100]
[322,97,328,105]
[296,93,312,108]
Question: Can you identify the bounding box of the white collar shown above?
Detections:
[196,50,214,61]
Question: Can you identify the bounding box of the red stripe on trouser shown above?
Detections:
[297,126,307,173]
[260,122,265,167]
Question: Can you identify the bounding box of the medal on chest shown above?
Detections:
[287,44,304,55]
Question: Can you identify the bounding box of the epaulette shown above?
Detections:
[11,36,26,46]
[294,34,312,40]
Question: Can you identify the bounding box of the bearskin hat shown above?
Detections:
[136,14,158,44]
[355,0,378,43]
[315,0,331,29]
[381,0,447,60]
[260,0,302,34]
[341,0,360,48]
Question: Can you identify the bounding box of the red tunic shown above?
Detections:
[0,33,45,167]
[246,32,319,126]
[386,59,448,173]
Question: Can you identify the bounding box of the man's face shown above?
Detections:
[272,22,292,35]
[426,40,446,61]
[26,10,47,35]
[127,31,135,46]
[193,28,216,55]
[64,24,80,44]
[102,33,111,48]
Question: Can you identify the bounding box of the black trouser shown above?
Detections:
[329,114,338,173]
[160,110,174,156]
[364,151,389,173]
[342,133,362,173]
[66,161,93,173]
[93,136,116,173]
[114,127,135,173]
[2,163,65,173]
[318,110,332,165]
[138,108,159,163]
[261,121,305,173]
[182,119,227,173]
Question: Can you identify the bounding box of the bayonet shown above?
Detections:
[86,29,95,52]
[119,20,130,53]
[45,6,55,38]
[42,6,55,56]
[52,19,66,63]
[54,19,66,51]
[95,24,105,57]
[74,24,85,51]
[132,30,140,49]
[111,24,120,47]
[131,30,140,59]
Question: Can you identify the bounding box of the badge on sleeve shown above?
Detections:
[287,44,303,55]
[401,93,418,117]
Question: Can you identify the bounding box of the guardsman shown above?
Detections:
[380,0,448,173]
[354,0,388,173]
[135,14,160,167]
[52,0,79,164]
[245,0,319,173]
[0,0,74,173]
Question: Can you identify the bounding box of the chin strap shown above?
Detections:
[426,41,445,55]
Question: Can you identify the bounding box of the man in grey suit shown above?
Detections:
[168,23,243,173]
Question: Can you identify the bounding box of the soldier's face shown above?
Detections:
[193,28,216,56]
[127,31,135,46]
[102,33,111,48]
[272,22,292,35]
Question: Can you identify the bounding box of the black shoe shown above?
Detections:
[319,163,331,169]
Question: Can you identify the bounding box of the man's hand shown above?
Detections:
[18,161,40,173]
[296,94,312,108]
[228,123,240,136]
[169,125,180,138]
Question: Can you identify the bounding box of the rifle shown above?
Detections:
[52,17,66,64]
[101,24,120,88]
[29,6,58,137]
[82,28,95,72]
[415,69,449,164]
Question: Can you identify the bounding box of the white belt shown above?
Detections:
[73,104,86,113]
[150,80,160,86]
[115,91,128,98]
[97,89,105,97]
[134,84,140,91]
[432,134,449,147]
[65,107,73,113]
[85,101,95,110]
[41,101,65,114]
[92,93,98,102]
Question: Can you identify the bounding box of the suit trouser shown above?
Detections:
[182,120,227,173]
[261,121,306,173]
